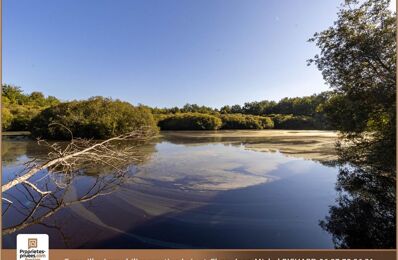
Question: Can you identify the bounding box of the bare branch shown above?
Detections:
[2,127,155,193]
[23,181,51,196]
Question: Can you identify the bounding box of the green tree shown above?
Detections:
[309,0,395,135]
[30,97,158,139]
[220,114,273,129]
[158,113,222,130]
[230,104,242,114]
[309,0,396,248]
[1,107,13,130]
[29,92,46,106]
[2,85,62,131]
[2,85,25,104]
[220,105,232,114]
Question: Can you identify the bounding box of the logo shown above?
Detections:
[27,238,37,249]
[17,234,49,260]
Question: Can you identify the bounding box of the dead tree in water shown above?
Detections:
[2,126,155,207]
[2,172,125,237]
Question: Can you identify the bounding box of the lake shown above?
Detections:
[2,130,339,249]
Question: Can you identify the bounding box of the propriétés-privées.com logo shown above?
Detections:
[17,234,49,260]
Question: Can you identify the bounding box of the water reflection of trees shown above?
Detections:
[320,135,396,248]
[2,136,156,238]
[160,131,337,163]
[3,171,125,236]
[307,0,396,248]
[2,136,49,165]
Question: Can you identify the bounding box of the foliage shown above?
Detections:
[152,103,218,115]
[157,113,273,130]
[10,106,43,131]
[220,114,273,129]
[309,0,396,248]
[271,114,315,130]
[3,87,335,132]
[3,85,334,133]
[1,107,13,130]
[268,94,323,116]
[219,93,330,117]
[30,97,158,139]
[158,113,222,130]
[308,0,395,135]
[2,84,61,131]
[152,93,333,130]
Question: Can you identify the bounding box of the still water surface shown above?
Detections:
[2,130,339,248]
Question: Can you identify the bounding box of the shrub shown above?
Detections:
[153,113,169,124]
[272,114,316,130]
[30,97,158,139]
[9,106,42,131]
[220,114,274,129]
[257,116,274,129]
[158,113,222,130]
[1,85,61,132]
[1,107,13,130]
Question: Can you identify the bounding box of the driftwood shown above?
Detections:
[2,127,154,194]
[2,126,156,236]
[2,171,127,236]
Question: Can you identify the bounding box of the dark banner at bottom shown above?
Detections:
[2,249,396,260]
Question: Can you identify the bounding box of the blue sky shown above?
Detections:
[4,0,353,108]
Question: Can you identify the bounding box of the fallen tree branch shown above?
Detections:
[2,127,155,193]
[23,181,51,196]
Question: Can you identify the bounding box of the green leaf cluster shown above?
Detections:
[220,114,273,129]
[309,0,396,248]
[2,84,61,131]
[271,114,316,130]
[30,96,158,139]
[158,113,222,130]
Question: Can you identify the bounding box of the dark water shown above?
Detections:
[2,131,339,249]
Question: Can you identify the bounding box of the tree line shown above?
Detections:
[151,92,330,117]
[1,85,335,139]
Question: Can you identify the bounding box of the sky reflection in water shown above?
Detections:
[2,131,339,249]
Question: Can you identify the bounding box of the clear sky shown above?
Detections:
[3,0,370,108]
